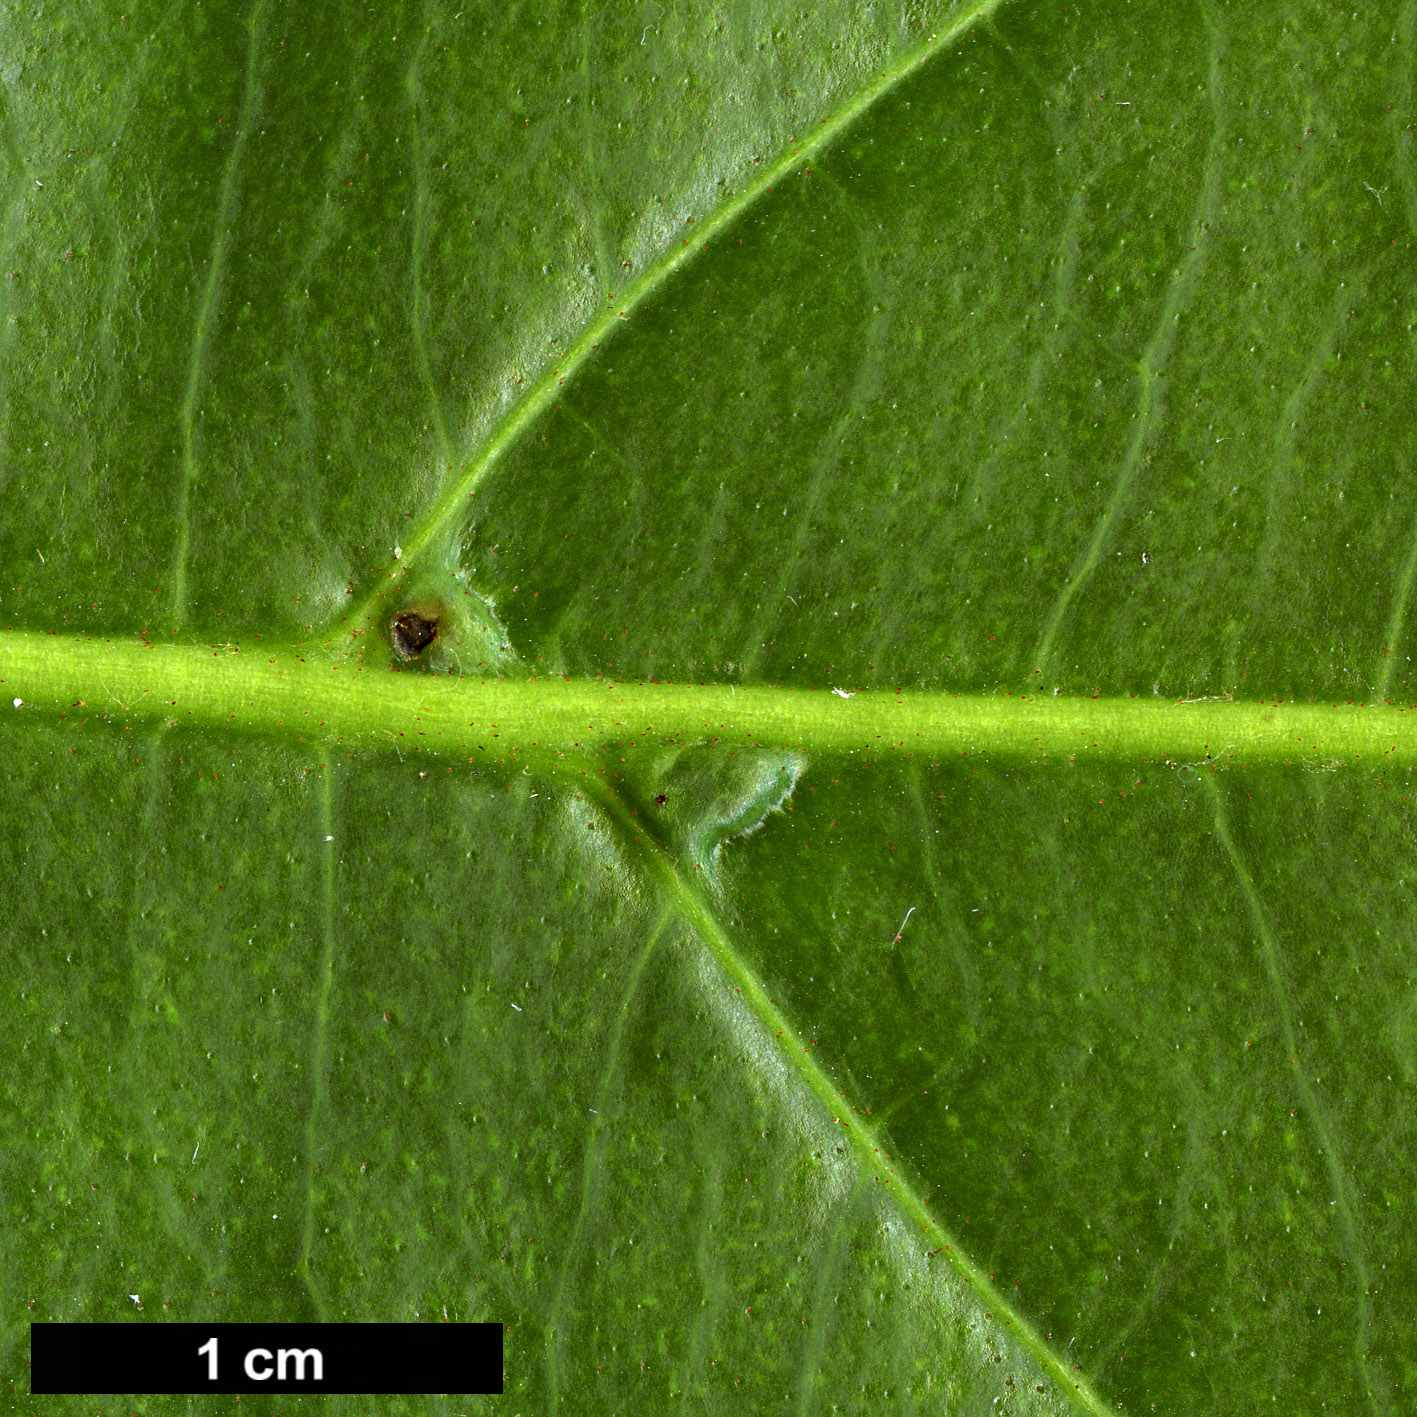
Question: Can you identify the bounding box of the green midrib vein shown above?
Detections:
[4,631,1416,765]
[343,0,1011,637]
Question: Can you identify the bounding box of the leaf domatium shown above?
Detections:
[2,1,1413,1411]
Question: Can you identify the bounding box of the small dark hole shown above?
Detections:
[654,793,668,806]
[393,611,438,656]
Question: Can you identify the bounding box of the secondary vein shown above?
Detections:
[344,0,1011,638]
[585,774,1115,1416]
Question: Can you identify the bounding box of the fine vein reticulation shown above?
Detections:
[6,631,1417,766]
[1205,777,1383,1417]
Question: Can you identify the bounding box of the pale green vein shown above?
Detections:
[1205,776,1382,1417]
[1383,0,1417,700]
[583,774,1115,1416]
[577,0,613,297]
[1377,486,1417,700]
[1034,13,1226,675]
[9,630,1417,766]
[406,15,451,467]
[1250,288,1347,604]
[290,42,371,294]
[954,16,1093,518]
[1093,1094,1207,1372]
[544,906,671,1409]
[167,0,268,628]
[0,72,32,503]
[1396,0,1417,241]
[685,1135,728,1377]
[120,733,217,1272]
[344,0,1010,638]
[905,763,979,1017]
[961,179,1087,514]
[794,1180,870,1417]
[740,173,888,678]
[298,758,338,1320]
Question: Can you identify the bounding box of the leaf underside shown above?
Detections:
[2,1,1415,1413]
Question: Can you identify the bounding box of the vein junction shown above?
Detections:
[3,630,1415,766]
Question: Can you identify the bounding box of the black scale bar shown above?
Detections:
[30,1322,503,1395]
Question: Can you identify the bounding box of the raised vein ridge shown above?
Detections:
[4,630,1417,766]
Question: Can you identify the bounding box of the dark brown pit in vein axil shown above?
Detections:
[392,611,438,657]
[654,794,667,806]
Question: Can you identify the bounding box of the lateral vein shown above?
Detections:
[167,1,269,627]
[345,0,1012,637]
[585,774,1115,1416]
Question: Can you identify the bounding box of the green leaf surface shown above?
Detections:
[3,0,1414,1411]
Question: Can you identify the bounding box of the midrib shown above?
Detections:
[3,630,1413,765]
